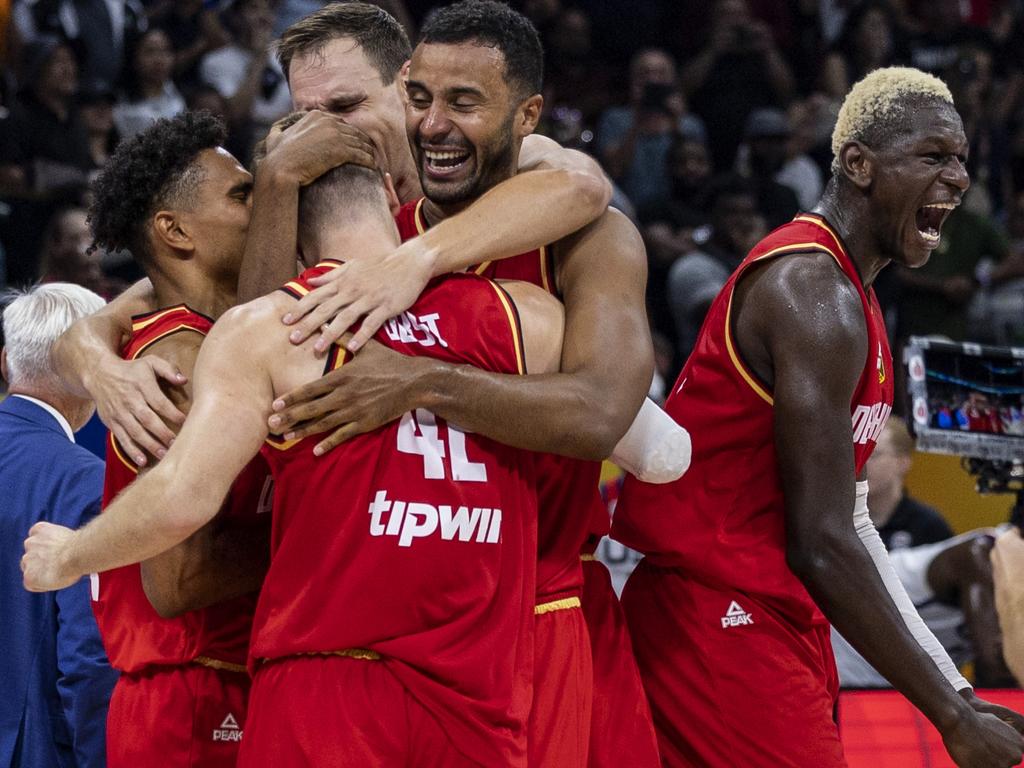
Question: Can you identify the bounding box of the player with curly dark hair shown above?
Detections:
[88,110,228,263]
[84,111,272,768]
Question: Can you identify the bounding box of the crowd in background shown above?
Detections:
[3,0,1024,392]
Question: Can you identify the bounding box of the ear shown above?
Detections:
[383,172,400,217]
[398,60,411,103]
[516,94,543,138]
[839,141,874,190]
[152,210,196,256]
[1,347,8,386]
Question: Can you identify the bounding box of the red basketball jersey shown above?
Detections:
[396,199,602,602]
[256,264,537,767]
[93,305,272,673]
[612,213,894,628]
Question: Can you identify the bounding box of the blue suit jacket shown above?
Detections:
[0,396,118,768]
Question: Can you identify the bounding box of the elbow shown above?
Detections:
[140,568,190,619]
[574,168,613,216]
[785,530,847,587]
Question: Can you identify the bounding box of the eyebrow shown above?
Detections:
[324,91,367,107]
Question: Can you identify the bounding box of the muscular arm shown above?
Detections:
[278,135,612,352]
[133,333,270,618]
[272,208,653,459]
[22,306,275,590]
[743,253,973,733]
[52,278,188,464]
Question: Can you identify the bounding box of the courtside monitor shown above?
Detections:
[905,337,1024,461]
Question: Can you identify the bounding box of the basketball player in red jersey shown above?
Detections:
[52,2,612,467]
[24,160,568,766]
[80,112,274,767]
[612,67,1024,767]
[267,4,659,766]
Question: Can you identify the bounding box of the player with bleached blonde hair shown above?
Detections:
[612,66,1024,767]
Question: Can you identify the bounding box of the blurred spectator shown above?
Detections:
[896,205,1011,342]
[199,0,289,144]
[680,0,795,171]
[0,282,117,768]
[821,0,909,101]
[37,206,113,296]
[663,130,713,217]
[735,108,802,226]
[146,0,231,83]
[12,0,146,90]
[667,175,766,359]
[831,419,1014,688]
[541,6,616,129]
[0,37,92,286]
[907,0,994,76]
[596,48,705,208]
[113,27,185,138]
[77,79,119,173]
[969,188,1024,344]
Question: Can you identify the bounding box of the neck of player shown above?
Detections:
[814,187,890,290]
[149,267,238,322]
[299,218,402,268]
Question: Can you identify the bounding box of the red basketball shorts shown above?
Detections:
[621,560,846,768]
[581,557,660,768]
[237,654,482,768]
[529,598,593,768]
[106,662,250,768]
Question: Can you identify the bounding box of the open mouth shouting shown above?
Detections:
[915,201,957,248]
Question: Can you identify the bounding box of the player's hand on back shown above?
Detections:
[941,701,1024,768]
[282,237,436,355]
[88,355,187,467]
[261,110,375,187]
[268,339,429,456]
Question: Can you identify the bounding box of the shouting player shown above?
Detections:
[83,112,280,767]
[612,67,1024,767]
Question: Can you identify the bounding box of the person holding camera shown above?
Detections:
[596,48,705,209]
[679,0,795,172]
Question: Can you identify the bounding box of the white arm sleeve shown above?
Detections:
[853,481,971,691]
[610,398,692,484]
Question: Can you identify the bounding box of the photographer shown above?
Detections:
[679,0,795,172]
[596,48,705,208]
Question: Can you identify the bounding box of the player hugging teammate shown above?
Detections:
[17,2,1024,768]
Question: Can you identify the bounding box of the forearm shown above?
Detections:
[415,360,633,458]
[64,465,222,580]
[141,517,269,617]
[794,530,969,731]
[54,280,152,396]
[419,169,610,277]
[238,169,300,301]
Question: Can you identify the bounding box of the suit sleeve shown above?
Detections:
[54,459,119,768]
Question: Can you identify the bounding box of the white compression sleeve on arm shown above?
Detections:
[610,398,692,484]
[853,481,971,691]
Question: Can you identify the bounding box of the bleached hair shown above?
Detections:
[2,283,106,386]
[831,66,954,174]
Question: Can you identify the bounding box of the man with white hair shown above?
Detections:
[0,282,116,768]
[613,66,1024,767]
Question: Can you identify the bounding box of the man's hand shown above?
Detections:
[86,356,188,466]
[941,705,1024,768]
[961,688,1024,734]
[22,522,79,592]
[262,111,375,186]
[283,240,437,353]
[268,341,427,455]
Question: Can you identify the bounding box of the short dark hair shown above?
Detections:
[277,2,411,85]
[419,0,543,99]
[298,162,389,251]
[88,111,226,264]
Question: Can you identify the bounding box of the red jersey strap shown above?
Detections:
[722,215,853,406]
[123,304,213,361]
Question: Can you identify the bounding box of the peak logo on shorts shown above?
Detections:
[721,601,753,628]
[368,490,502,547]
[384,311,448,349]
[212,713,242,742]
[851,402,892,446]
